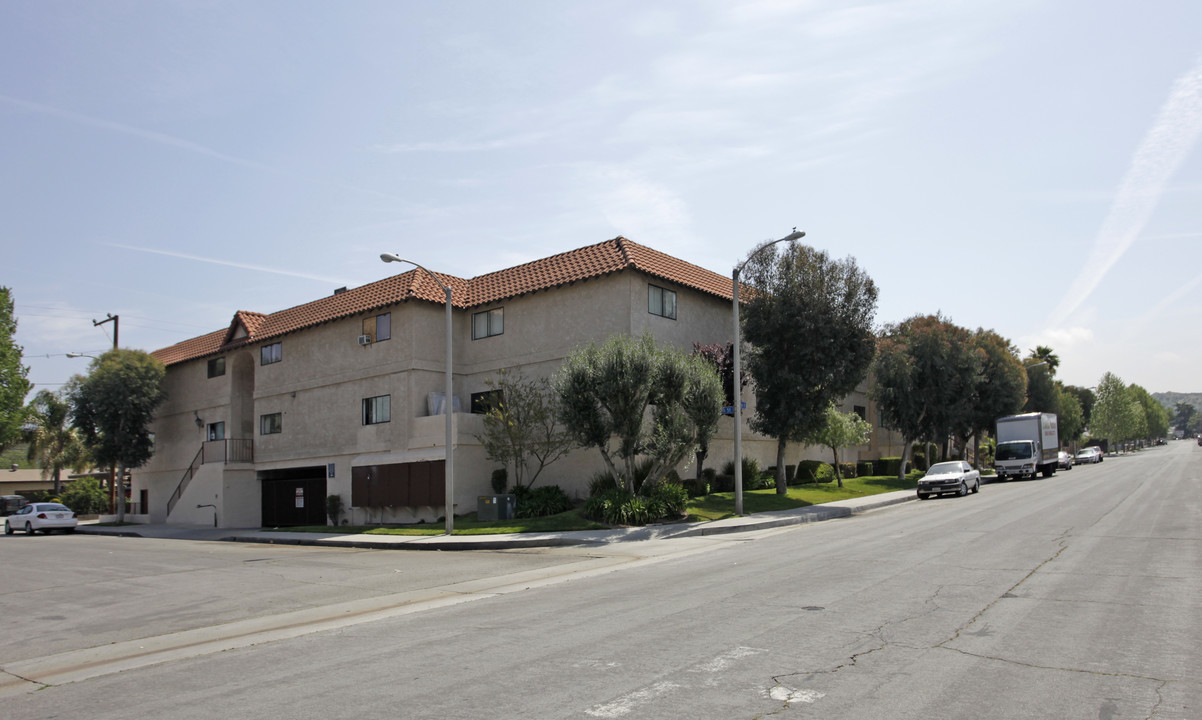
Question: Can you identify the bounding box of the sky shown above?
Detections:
[3,0,1201,397]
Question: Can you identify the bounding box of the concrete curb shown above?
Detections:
[75,490,919,550]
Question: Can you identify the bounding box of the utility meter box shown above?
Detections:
[477,494,516,522]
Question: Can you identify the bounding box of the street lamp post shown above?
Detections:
[380,253,456,535]
[732,230,805,516]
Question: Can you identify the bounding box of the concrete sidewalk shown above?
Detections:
[76,489,918,550]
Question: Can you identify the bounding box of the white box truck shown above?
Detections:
[994,412,1059,480]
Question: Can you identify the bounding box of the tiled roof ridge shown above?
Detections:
[153,237,733,366]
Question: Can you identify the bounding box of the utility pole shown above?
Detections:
[92,313,119,512]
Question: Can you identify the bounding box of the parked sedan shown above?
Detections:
[1075,447,1102,464]
[1058,451,1074,470]
[917,461,980,499]
[4,502,78,535]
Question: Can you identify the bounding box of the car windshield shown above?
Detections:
[1076,448,1095,456]
[37,504,70,512]
[927,462,962,474]
[995,442,1032,460]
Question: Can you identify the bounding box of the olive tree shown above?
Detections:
[808,403,873,487]
[556,333,724,493]
[474,368,573,490]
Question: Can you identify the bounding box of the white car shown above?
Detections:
[917,461,981,500]
[1074,447,1103,464]
[4,502,78,535]
[1058,451,1074,470]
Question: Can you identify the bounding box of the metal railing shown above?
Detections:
[166,439,254,518]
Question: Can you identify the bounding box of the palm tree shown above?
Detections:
[1028,346,1060,375]
[26,389,90,495]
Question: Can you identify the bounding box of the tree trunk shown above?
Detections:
[832,446,843,488]
[775,437,788,494]
[898,440,912,481]
[116,463,127,523]
[53,468,61,496]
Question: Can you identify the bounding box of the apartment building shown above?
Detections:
[134,237,903,528]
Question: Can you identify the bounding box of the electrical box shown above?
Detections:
[477,494,516,522]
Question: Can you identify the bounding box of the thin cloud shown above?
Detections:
[0,94,398,201]
[1048,55,1202,326]
[371,133,544,153]
[108,244,352,286]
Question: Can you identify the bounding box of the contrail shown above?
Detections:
[1047,55,1202,326]
[0,94,398,201]
[108,244,352,285]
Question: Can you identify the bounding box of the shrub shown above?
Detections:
[325,494,344,525]
[681,478,710,498]
[702,467,716,483]
[588,470,620,497]
[59,478,106,515]
[490,468,508,494]
[874,457,903,477]
[645,482,688,518]
[514,484,573,518]
[720,456,761,481]
[856,461,874,477]
[838,462,858,479]
[712,474,734,492]
[910,444,929,471]
[583,489,661,525]
[793,460,825,484]
[785,465,797,484]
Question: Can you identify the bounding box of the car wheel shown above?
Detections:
[917,492,929,500]
[958,480,968,496]
[972,479,980,493]
[25,522,34,535]
[4,522,11,535]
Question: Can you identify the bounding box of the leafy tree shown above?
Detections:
[967,329,1027,466]
[1129,384,1169,441]
[0,287,33,450]
[1055,386,1084,447]
[1091,372,1137,451]
[740,243,878,493]
[1023,359,1059,414]
[807,403,872,487]
[69,349,166,522]
[474,369,573,490]
[1173,401,1196,436]
[1064,385,1097,427]
[871,314,983,479]
[59,476,107,515]
[26,389,91,495]
[556,333,723,493]
[690,342,746,483]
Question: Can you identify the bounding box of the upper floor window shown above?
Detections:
[207,357,225,378]
[472,308,504,340]
[363,312,391,342]
[362,395,391,425]
[853,405,867,422]
[260,413,282,435]
[207,422,225,441]
[471,390,503,415]
[648,285,676,320]
[261,342,282,365]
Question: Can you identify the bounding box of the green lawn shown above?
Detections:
[270,474,917,536]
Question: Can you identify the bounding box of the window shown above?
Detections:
[363,312,391,342]
[260,412,282,435]
[362,395,391,425]
[261,342,282,365]
[471,390,503,415]
[648,285,677,319]
[207,422,225,441]
[854,405,867,422]
[472,308,504,340]
[207,357,225,378]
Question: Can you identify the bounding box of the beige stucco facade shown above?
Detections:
[134,267,904,528]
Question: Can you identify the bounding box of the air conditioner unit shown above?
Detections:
[357,334,372,346]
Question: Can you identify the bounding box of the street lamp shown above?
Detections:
[380,253,456,535]
[731,229,805,516]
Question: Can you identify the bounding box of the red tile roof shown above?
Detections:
[152,237,735,366]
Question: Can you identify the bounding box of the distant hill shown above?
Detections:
[1153,392,1202,412]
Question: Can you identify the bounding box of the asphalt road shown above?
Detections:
[3,440,1199,719]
